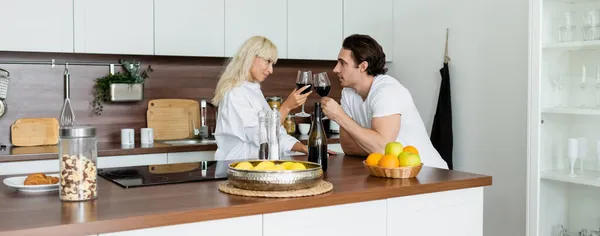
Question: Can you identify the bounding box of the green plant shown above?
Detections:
[92,60,153,115]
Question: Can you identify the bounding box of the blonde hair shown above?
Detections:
[212,36,279,106]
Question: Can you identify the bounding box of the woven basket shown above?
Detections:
[363,161,423,179]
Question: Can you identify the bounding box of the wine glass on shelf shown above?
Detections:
[568,138,578,178]
[295,70,312,117]
[594,64,600,108]
[578,65,589,108]
[313,72,331,97]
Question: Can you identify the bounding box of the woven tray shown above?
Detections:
[218,180,333,198]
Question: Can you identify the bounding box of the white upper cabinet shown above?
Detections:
[287,0,343,60]
[155,0,225,57]
[74,0,154,55]
[0,0,73,53]
[343,0,394,62]
[224,0,287,58]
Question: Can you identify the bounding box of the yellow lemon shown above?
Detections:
[281,162,295,170]
[265,165,286,171]
[289,163,307,170]
[235,162,254,170]
[254,161,275,170]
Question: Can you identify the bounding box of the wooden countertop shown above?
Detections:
[0,134,340,163]
[0,154,492,236]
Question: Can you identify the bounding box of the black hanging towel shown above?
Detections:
[430,28,454,169]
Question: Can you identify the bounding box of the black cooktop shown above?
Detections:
[98,160,236,188]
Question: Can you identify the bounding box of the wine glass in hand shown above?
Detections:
[313,72,331,97]
[295,70,312,117]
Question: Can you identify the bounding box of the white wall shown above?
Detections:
[388,0,529,236]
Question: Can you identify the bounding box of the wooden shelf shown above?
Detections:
[542,107,600,115]
[543,40,600,50]
[541,169,600,187]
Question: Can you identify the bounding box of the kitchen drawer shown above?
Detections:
[167,151,215,164]
[0,159,58,176]
[263,200,386,236]
[98,154,168,169]
[99,215,261,236]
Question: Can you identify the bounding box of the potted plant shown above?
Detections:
[92,60,153,115]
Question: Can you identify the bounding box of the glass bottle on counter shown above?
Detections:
[267,108,282,160]
[307,102,328,171]
[283,114,296,135]
[257,110,269,160]
[58,126,98,202]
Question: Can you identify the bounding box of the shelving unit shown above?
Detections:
[543,40,600,50]
[529,0,600,235]
[542,107,600,115]
[541,169,600,187]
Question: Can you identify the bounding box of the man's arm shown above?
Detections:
[336,113,401,154]
[339,127,369,156]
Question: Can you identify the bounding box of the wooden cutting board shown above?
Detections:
[147,107,191,140]
[148,163,200,174]
[11,117,59,146]
[148,99,200,137]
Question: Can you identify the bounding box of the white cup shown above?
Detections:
[298,123,311,135]
[329,120,340,133]
[141,128,154,144]
[121,128,135,146]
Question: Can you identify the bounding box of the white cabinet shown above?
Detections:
[287,0,343,60]
[167,151,215,164]
[74,0,154,55]
[98,154,167,169]
[225,0,287,58]
[155,0,224,57]
[98,215,262,236]
[263,200,386,236]
[387,187,483,236]
[0,0,73,53]
[0,160,58,176]
[343,0,394,62]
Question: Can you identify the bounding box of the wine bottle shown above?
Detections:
[307,102,328,171]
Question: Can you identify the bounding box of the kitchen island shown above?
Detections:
[0,154,492,236]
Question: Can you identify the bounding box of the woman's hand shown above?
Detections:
[281,86,312,113]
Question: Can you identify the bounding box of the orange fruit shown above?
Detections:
[366,153,384,166]
[378,154,400,168]
[403,145,419,155]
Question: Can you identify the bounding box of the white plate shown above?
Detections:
[3,174,59,193]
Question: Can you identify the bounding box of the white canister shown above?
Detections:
[121,128,135,146]
[141,128,154,144]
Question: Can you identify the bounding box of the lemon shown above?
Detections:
[235,162,254,170]
[289,163,306,170]
[281,162,295,170]
[265,165,286,171]
[254,161,275,170]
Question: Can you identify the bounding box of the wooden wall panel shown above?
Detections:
[0,51,340,144]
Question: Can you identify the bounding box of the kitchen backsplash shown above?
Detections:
[0,51,340,144]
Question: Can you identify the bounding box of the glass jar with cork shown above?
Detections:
[266,96,282,110]
[283,114,296,135]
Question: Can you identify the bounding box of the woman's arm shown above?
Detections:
[291,142,308,153]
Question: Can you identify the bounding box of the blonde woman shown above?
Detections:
[212,36,311,160]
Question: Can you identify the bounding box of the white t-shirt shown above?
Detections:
[341,74,449,169]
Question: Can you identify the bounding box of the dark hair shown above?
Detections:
[342,34,388,76]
